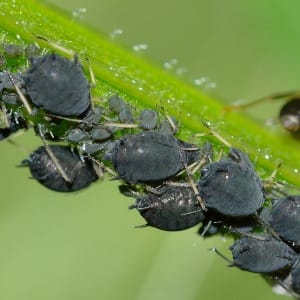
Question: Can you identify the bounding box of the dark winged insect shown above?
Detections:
[269,195,300,247]
[24,53,91,117]
[23,145,98,192]
[127,184,205,231]
[108,131,199,183]
[230,234,297,273]
[230,92,300,134]
[198,148,265,217]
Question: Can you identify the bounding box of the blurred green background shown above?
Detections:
[1,0,300,299]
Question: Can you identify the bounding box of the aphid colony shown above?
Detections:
[1,44,300,297]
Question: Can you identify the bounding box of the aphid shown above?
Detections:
[138,109,158,130]
[3,44,23,58]
[108,131,199,183]
[230,234,297,273]
[269,195,300,247]
[24,53,91,117]
[198,148,265,217]
[108,95,134,123]
[0,72,25,94]
[126,183,205,231]
[23,145,98,192]
[0,55,6,70]
[0,105,27,140]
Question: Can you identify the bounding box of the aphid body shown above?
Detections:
[198,148,264,217]
[110,131,199,183]
[25,145,98,192]
[24,54,90,117]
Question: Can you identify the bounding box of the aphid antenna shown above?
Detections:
[226,90,300,111]
[37,124,72,183]
[32,34,75,57]
[199,118,232,148]
[6,71,33,115]
[210,248,234,266]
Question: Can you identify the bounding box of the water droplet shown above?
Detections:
[176,67,187,76]
[163,58,178,69]
[110,29,123,39]
[72,7,87,19]
[265,154,270,160]
[193,76,216,89]
[133,44,148,52]
[294,169,299,174]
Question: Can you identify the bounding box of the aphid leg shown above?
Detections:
[33,34,75,57]
[225,91,300,111]
[229,228,267,241]
[90,157,117,177]
[200,220,213,237]
[7,72,32,115]
[184,162,207,211]
[37,124,72,183]
[253,214,282,241]
[210,248,234,266]
[199,118,232,148]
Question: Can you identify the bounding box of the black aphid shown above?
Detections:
[128,184,205,231]
[24,54,90,117]
[3,44,23,58]
[0,110,27,140]
[230,234,297,273]
[24,145,98,192]
[138,109,158,130]
[270,195,300,247]
[198,148,264,217]
[109,131,199,183]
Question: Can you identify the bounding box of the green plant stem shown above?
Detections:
[1,0,300,187]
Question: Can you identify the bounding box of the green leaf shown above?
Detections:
[2,0,300,188]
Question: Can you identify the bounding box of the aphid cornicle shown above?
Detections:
[24,53,91,117]
[24,145,98,192]
[109,131,199,184]
[198,148,265,217]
